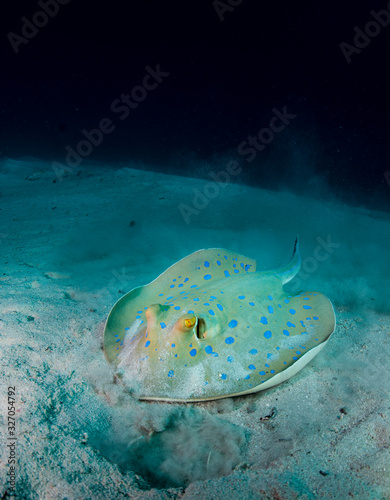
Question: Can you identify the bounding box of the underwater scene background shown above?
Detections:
[0,1,389,499]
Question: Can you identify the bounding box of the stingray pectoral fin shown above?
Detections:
[307,292,336,341]
[103,285,146,365]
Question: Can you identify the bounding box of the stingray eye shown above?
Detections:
[184,316,196,328]
[196,318,207,339]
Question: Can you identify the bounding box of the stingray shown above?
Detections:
[103,237,336,402]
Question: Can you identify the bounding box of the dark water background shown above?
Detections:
[1,0,390,211]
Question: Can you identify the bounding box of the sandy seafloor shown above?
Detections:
[0,158,389,500]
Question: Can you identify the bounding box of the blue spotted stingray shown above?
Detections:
[103,238,336,402]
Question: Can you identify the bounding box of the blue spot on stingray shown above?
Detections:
[184,278,189,282]
[188,310,194,314]
[267,353,274,359]
[204,303,210,306]
[283,329,290,336]
[248,364,256,370]
[217,304,223,311]
[296,351,301,355]
[287,321,295,327]
[189,349,197,357]
[145,340,150,347]
[304,297,309,300]
[244,375,250,380]
[158,294,164,297]
[205,346,213,354]
[190,285,197,288]
[194,298,199,301]
[227,355,234,363]
[174,306,180,310]
[313,316,319,320]
[303,305,312,309]
[238,295,245,299]
[259,371,266,376]
[160,322,166,329]
[268,305,274,314]
[234,269,239,273]
[216,260,221,266]
[210,295,217,299]
[249,302,255,306]
[245,264,251,271]
[170,285,175,288]
[168,370,174,377]
[225,336,235,344]
[204,274,212,280]
[271,369,275,374]
[284,299,290,303]
[178,284,183,288]
[249,348,258,354]
[289,309,296,315]
[209,310,215,316]
[268,295,273,300]
[116,338,120,343]
[293,356,298,360]
[220,374,227,380]
[260,317,268,325]
[175,354,178,357]
[171,343,175,348]
[264,330,272,339]
[228,319,238,328]
[204,261,210,267]
[224,270,230,277]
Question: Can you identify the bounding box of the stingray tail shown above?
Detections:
[274,235,301,284]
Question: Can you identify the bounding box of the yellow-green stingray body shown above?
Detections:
[103,238,336,402]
